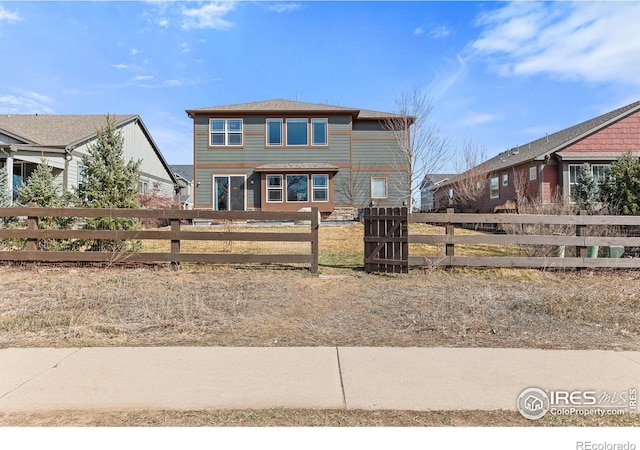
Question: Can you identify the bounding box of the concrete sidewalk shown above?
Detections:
[1,347,638,412]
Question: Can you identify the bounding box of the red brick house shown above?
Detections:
[434,100,640,212]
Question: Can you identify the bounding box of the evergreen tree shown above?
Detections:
[16,159,76,250]
[573,163,598,213]
[17,158,62,208]
[75,115,141,250]
[77,115,141,210]
[599,152,640,215]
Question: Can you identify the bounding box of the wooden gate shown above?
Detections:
[363,207,408,273]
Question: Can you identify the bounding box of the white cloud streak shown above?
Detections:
[428,25,451,40]
[181,2,236,30]
[472,2,640,87]
[0,6,21,23]
[268,3,302,14]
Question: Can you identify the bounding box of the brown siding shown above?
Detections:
[564,110,640,152]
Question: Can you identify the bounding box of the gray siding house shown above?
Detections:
[0,114,177,202]
[185,99,410,220]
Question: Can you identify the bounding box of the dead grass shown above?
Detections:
[1,408,638,427]
[0,264,638,349]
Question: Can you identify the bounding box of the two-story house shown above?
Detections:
[185,99,410,220]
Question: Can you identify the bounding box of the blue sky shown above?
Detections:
[1,1,639,170]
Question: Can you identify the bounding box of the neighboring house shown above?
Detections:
[419,174,456,212]
[0,114,177,203]
[435,100,640,213]
[185,99,410,220]
[169,164,194,210]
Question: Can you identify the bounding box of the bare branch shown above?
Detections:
[384,89,452,210]
[451,137,488,210]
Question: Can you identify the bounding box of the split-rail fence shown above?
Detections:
[364,207,640,273]
[0,206,319,272]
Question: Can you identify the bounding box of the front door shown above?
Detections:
[213,175,246,211]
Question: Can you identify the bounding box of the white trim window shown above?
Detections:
[490,176,499,199]
[502,173,508,186]
[266,119,283,146]
[371,177,388,199]
[311,119,328,146]
[529,166,537,181]
[210,118,243,146]
[286,174,309,202]
[569,163,610,198]
[312,174,329,202]
[286,119,308,146]
[266,175,283,202]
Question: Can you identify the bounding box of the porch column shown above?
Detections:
[5,156,13,204]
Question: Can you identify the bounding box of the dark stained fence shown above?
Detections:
[0,207,319,272]
[363,207,408,273]
[364,208,640,272]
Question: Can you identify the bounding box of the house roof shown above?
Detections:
[0,114,138,148]
[186,99,405,121]
[420,174,457,189]
[471,100,640,176]
[169,164,194,182]
[0,114,177,186]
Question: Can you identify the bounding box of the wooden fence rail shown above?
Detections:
[0,207,319,272]
[364,208,640,272]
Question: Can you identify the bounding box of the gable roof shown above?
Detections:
[0,114,137,148]
[186,99,404,120]
[0,114,177,186]
[169,164,194,182]
[420,174,457,190]
[473,100,640,176]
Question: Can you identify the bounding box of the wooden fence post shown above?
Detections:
[576,210,587,259]
[310,207,319,273]
[445,208,455,268]
[170,205,181,269]
[26,203,38,253]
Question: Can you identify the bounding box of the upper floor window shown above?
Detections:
[286,119,308,146]
[210,118,243,147]
[266,119,283,146]
[267,118,329,147]
[311,119,328,146]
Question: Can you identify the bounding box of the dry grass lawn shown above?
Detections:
[1,223,639,427]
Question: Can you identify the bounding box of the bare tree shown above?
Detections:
[384,89,452,211]
[451,137,488,211]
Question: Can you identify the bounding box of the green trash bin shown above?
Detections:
[587,245,599,258]
[607,246,625,258]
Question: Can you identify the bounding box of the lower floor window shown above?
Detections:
[267,173,329,203]
[312,174,328,202]
[266,175,283,202]
[287,174,309,202]
[371,177,388,199]
[490,176,499,199]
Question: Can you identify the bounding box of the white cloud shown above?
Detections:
[460,112,499,126]
[472,2,640,87]
[0,91,55,114]
[130,49,140,56]
[268,3,302,14]
[181,2,236,30]
[112,64,129,70]
[133,75,154,81]
[429,25,451,40]
[156,17,169,28]
[413,27,424,36]
[0,6,21,23]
